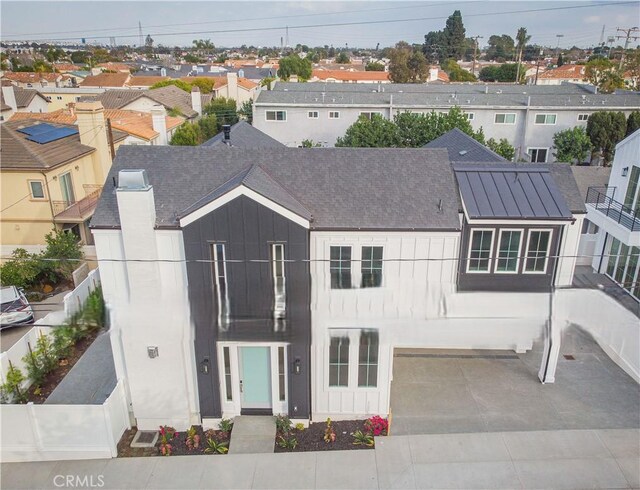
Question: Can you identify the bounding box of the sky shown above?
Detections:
[1,0,639,49]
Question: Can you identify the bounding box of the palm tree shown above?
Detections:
[515,27,531,84]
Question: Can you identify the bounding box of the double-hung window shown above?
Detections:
[266,110,286,121]
[494,113,516,124]
[495,230,522,273]
[308,111,319,119]
[361,246,383,288]
[465,112,475,120]
[529,148,548,163]
[329,336,349,387]
[330,246,351,289]
[468,230,493,272]
[534,114,557,125]
[329,111,340,119]
[577,114,589,122]
[358,331,378,387]
[211,243,230,328]
[272,244,286,318]
[359,112,382,120]
[524,230,552,273]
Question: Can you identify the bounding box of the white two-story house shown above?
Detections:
[90,138,585,429]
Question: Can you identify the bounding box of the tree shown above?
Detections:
[486,35,515,61]
[189,78,215,94]
[277,54,312,81]
[479,63,524,83]
[514,27,532,83]
[389,42,428,83]
[584,58,625,94]
[301,139,322,148]
[70,51,90,64]
[170,122,201,146]
[441,59,476,82]
[203,97,238,130]
[260,77,275,90]
[552,127,593,164]
[423,30,445,63]
[586,111,627,165]
[365,62,385,71]
[335,114,401,147]
[627,111,640,136]
[239,100,253,124]
[486,138,515,161]
[624,49,640,90]
[557,53,564,67]
[150,79,193,93]
[442,10,466,60]
[197,114,218,142]
[335,52,350,64]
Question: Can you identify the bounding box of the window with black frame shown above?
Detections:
[330,246,351,289]
[361,246,383,288]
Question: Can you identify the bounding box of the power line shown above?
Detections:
[2,2,635,43]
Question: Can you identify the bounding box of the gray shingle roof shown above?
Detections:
[91,146,462,231]
[13,87,48,108]
[424,128,506,163]
[201,121,285,148]
[88,85,198,118]
[569,165,611,202]
[256,82,640,109]
[454,164,573,220]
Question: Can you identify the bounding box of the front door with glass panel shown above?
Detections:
[239,347,272,410]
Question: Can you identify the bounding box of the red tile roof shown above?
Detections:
[311,70,390,82]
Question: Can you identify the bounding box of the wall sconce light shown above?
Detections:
[200,357,210,374]
[622,167,629,177]
[293,358,301,375]
[75,165,80,171]
[147,346,159,359]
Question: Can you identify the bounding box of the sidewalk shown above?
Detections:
[1,428,638,489]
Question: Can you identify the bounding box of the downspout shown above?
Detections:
[597,232,609,273]
[519,95,531,162]
[389,94,393,120]
[41,171,56,228]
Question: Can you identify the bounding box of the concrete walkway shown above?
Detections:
[1,428,638,489]
[229,416,276,454]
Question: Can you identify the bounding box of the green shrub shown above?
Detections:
[52,326,75,359]
[41,229,84,280]
[0,362,26,404]
[82,287,105,328]
[0,249,41,288]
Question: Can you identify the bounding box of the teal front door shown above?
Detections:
[239,347,272,410]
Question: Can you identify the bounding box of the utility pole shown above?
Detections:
[615,26,639,70]
[555,34,564,56]
[534,48,544,85]
[471,35,483,77]
[138,21,143,48]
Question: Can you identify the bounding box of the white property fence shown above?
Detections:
[0,379,130,462]
[63,268,101,319]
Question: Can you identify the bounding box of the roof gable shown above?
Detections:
[424,128,506,163]
[201,121,284,148]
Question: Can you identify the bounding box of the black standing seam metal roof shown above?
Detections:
[454,164,573,220]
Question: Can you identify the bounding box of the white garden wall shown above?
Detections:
[0,379,130,462]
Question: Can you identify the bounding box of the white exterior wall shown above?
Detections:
[254,102,637,157]
[93,224,198,431]
[310,231,551,420]
[121,96,166,113]
[555,216,585,286]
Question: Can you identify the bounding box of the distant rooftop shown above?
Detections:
[424,128,506,163]
[201,121,284,148]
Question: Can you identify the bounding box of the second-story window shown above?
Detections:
[468,230,493,272]
[59,172,75,204]
[361,246,383,288]
[272,243,286,319]
[329,111,340,119]
[330,246,351,289]
[308,111,319,119]
[577,114,589,121]
[266,110,286,121]
[29,180,45,199]
[494,113,516,124]
[211,243,230,328]
[496,230,522,273]
[535,114,557,124]
[359,112,382,120]
[524,230,552,273]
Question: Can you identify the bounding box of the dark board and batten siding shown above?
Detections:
[183,195,311,419]
[457,222,563,292]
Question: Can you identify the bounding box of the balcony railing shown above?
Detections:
[52,185,103,222]
[586,186,640,232]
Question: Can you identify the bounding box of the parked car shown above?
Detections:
[0,286,34,328]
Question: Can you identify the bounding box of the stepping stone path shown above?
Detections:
[229,416,276,454]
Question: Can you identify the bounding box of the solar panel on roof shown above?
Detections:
[25,126,79,144]
[16,123,58,136]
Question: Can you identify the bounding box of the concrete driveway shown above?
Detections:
[390,325,640,436]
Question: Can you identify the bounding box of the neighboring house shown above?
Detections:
[0,83,49,122]
[53,63,83,73]
[97,62,133,73]
[310,69,391,83]
[585,129,640,300]
[423,127,506,163]
[201,120,284,148]
[533,64,587,86]
[10,105,185,146]
[0,102,127,252]
[127,75,170,89]
[79,72,131,88]
[90,142,584,429]
[180,73,257,108]
[1,71,71,88]
[38,86,106,111]
[253,82,640,157]
[88,85,206,119]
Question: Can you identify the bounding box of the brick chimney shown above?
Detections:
[190,86,202,115]
[75,101,112,183]
[151,105,168,145]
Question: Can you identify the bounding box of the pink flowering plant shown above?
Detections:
[185,425,201,451]
[158,425,177,456]
[364,416,389,436]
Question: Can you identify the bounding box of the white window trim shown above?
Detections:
[523,229,553,275]
[329,245,353,290]
[327,333,351,390]
[272,243,286,319]
[359,111,383,119]
[28,179,46,200]
[494,113,516,125]
[466,228,495,274]
[357,331,379,389]
[328,111,340,119]
[465,112,475,120]
[494,229,523,274]
[534,113,557,125]
[360,245,384,288]
[211,243,230,328]
[265,110,287,122]
[528,147,549,163]
[307,111,319,119]
[326,329,380,391]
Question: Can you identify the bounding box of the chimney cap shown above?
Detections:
[118,169,150,191]
[75,101,105,113]
[191,85,200,92]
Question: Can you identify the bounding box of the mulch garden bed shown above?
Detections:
[117,425,232,457]
[275,419,376,453]
[25,328,101,404]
